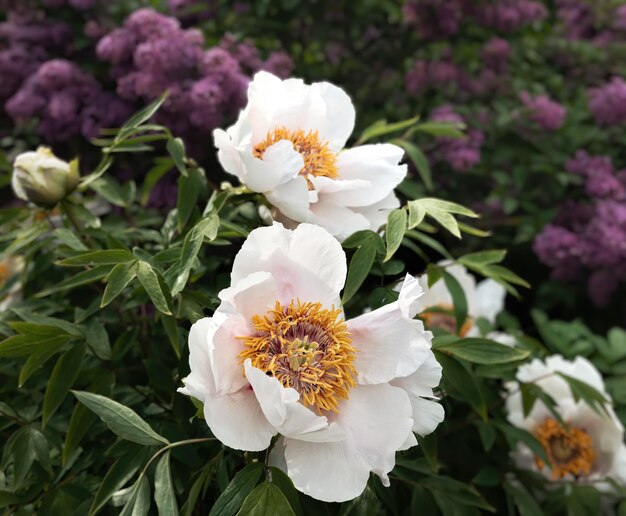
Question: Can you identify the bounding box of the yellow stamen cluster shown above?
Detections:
[253,127,338,186]
[239,300,356,413]
[420,304,473,337]
[534,418,596,479]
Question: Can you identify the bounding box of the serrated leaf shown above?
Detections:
[72,391,169,446]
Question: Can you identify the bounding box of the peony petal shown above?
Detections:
[284,437,370,502]
[308,199,371,242]
[474,279,506,323]
[392,352,442,398]
[230,223,345,306]
[323,144,406,207]
[266,175,312,223]
[202,387,276,451]
[408,397,445,436]
[239,140,303,193]
[244,361,345,442]
[218,271,278,324]
[348,278,432,384]
[351,192,400,235]
[336,383,413,486]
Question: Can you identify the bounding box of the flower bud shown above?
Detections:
[12,147,80,208]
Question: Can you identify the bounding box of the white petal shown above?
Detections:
[321,144,406,207]
[202,387,276,451]
[231,223,346,306]
[244,361,344,442]
[214,128,245,182]
[350,193,400,234]
[265,175,312,222]
[475,279,506,323]
[408,397,445,436]
[348,279,432,384]
[218,271,278,325]
[392,352,442,398]
[239,140,303,193]
[284,438,370,502]
[309,199,371,242]
[309,81,355,151]
[398,432,418,451]
[336,384,413,486]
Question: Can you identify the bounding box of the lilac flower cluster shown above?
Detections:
[534,151,626,306]
[96,9,292,156]
[520,92,567,130]
[0,10,73,103]
[401,0,466,41]
[6,59,132,142]
[218,33,294,78]
[555,0,617,45]
[588,77,626,126]
[429,105,484,172]
[473,0,547,32]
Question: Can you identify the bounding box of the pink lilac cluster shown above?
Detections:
[534,151,626,306]
[405,59,466,95]
[555,0,616,45]
[402,0,467,40]
[472,0,547,32]
[588,77,626,126]
[219,33,294,78]
[429,105,484,172]
[0,10,73,103]
[519,92,567,130]
[6,59,132,142]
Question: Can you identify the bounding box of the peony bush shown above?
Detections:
[1,1,626,515]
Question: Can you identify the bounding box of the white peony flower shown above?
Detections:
[0,256,24,311]
[213,72,407,241]
[12,147,79,208]
[412,262,506,337]
[179,222,443,502]
[505,355,626,487]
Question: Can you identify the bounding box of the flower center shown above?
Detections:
[534,418,596,479]
[420,304,473,337]
[253,126,338,186]
[239,300,356,413]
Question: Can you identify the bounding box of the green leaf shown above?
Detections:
[557,373,610,417]
[59,249,136,267]
[42,344,85,428]
[160,313,180,358]
[209,463,264,516]
[84,319,112,360]
[418,475,495,512]
[436,352,487,420]
[91,176,135,207]
[267,467,303,516]
[154,452,178,516]
[72,391,169,446]
[120,475,151,516]
[140,158,174,206]
[17,336,74,386]
[177,167,206,231]
[119,94,168,132]
[356,116,419,145]
[407,201,426,229]
[136,261,172,315]
[458,250,507,267]
[342,242,377,305]
[236,482,296,516]
[384,209,407,262]
[90,449,147,514]
[392,139,433,190]
[497,423,550,466]
[36,266,111,298]
[167,138,187,176]
[413,121,465,138]
[434,337,530,364]
[101,261,138,307]
[441,269,468,334]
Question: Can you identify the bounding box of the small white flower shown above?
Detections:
[213,72,407,241]
[412,262,506,336]
[179,222,443,502]
[0,256,24,311]
[505,355,626,487]
[12,147,79,208]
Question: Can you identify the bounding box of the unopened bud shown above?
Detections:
[12,147,79,208]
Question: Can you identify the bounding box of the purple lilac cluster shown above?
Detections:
[219,33,294,78]
[429,105,484,172]
[0,10,73,103]
[96,9,291,156]
[534,151,626,306]
[588,77,626,126]
[167,0,215,23]
[555,0,616,45]
[6,59,132,142]
[401,0,466,41]
[472,0,547,32]
[519,92,567,130]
